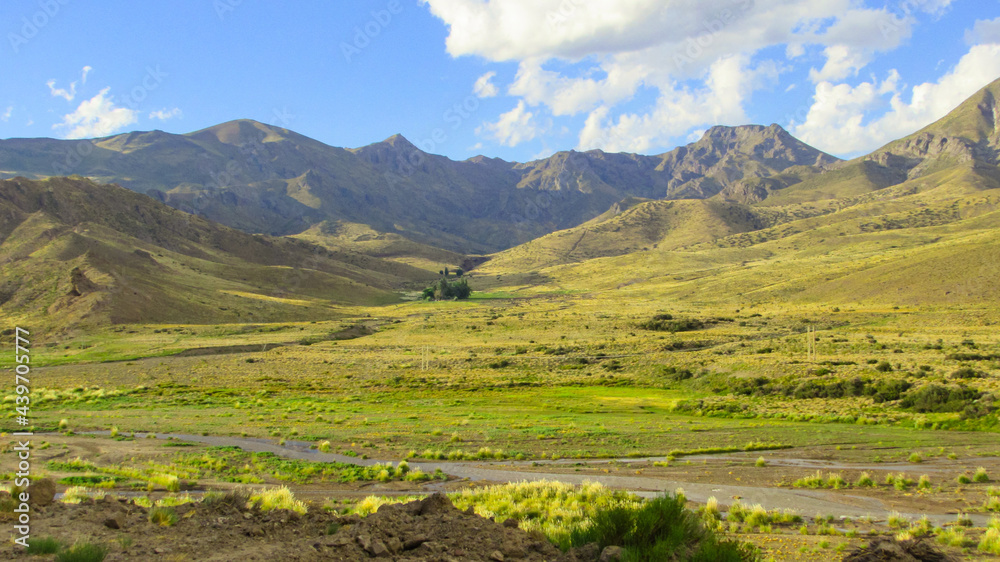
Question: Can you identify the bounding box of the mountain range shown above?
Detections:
[0,116,840,254]
[1,76,999,329]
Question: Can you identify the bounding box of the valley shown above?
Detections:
[1,78,1000,560]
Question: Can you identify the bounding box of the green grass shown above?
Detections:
[567,493,760,561]
[25,536,63,555]
[54,542,109,562]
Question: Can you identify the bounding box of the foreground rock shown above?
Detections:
[842,536,954,562]
[0,493,604,561]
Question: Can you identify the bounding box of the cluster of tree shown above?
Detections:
[437,266,463,277]
[422,277,471,300]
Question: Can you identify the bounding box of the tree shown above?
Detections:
[454,268,464,278]
[444,267,450,277]
[424,277,471,300]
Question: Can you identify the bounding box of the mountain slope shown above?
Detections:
[0,121,838,254]
[481,78,1000,306]
[0,177,432,330]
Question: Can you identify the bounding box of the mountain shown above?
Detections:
[478,77,1000,306]
[0,120,838,254]
[0,176,437,330]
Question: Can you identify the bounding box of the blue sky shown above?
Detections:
[1,1,998,163]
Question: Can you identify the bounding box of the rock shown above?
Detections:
[403,536,428,550]
[599,546,625,562]
[28,478,56,506]
[574,542,602,561]
[369,539,390,557]
[502,518,519,528]
[103,515,123,530]
[417,493,454,515]
[386,536,403,554]
[489,550,505,561]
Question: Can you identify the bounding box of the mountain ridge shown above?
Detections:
[0,119,838,253]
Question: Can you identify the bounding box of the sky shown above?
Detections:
[1,0,999,163]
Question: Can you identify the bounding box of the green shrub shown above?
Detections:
[567,493,759,561]
[55,542,109,562]
[974,467,991,483]
[25,536,63,555]
[148,506,178,526]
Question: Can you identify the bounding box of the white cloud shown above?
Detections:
[47,79,77,102]
[149,107,182,120]
[577,54,780,153]
[477,100,543,147]
[54,87,138,139]
[809,45,871,82]
[421,0,982,154]
[792,44,1000,156]
[966,17,1000,45]
[473,71,499,98]
[1,106,11,122]
[46,67,94,102]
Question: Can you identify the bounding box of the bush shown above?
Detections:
[148,506,178,526]
[975,467,991,483]
[55,542,109,562]
[567,493,759,561]
[25,536,63,555]
[249,486,307,514]
[639,314,706,333]
[900,384,984,413]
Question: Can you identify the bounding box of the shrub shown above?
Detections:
[55,541,109,562]
[981,527,1000,555]
[975,467,991,483]
[793,471,825,489]
[855,472,875,487]
[148,506,178,526]
[567,493,759,561]
[25,536,63,555]
[249,486,307,514]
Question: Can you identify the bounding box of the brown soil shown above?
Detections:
[0,493,610,561]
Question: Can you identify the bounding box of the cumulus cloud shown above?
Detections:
[149,107,182,120]
[54,87,138,139]
[473,71,499,98]
[1,106,11,122]
[81,65,92,84]
[966,17,1000,45]
[421,0,981,154]
[792,44,1000,156]
[477,100,544,146]
[577,54,779,153]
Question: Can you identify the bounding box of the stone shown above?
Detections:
[599,546,625,562]
[28,478,56,507]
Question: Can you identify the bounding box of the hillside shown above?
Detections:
[0,120,837,254]
[0,177,433,330]
[479,77,1000,306]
